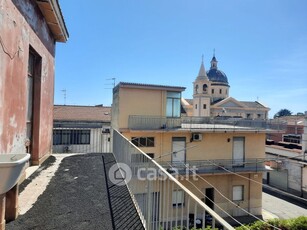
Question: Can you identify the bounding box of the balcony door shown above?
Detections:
[233,137,245,167]
[172,137,186,166]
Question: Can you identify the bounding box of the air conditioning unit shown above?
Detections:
[192,133,202,141]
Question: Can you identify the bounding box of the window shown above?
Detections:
[195,104,197,109]
[203,84,208,93]
[53,130,90,145]
[232,185,244,201]
[166,92,181,117]
[246,113,251,119]
[195,85,199,93]
[203,104,206,109]
[219,89,222,94]
[283,134,301,144]
[172,190,184,206]
[257,114,261,119]
[147,153,154,158]
[212,89,214,94]
[131,137,154,147]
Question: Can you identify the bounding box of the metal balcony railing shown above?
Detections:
[113,129,235,230]
[158,158,267,175]
[128,115,287,131]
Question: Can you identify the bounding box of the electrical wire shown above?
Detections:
[165,160,282,230]
[140,136,284,229]
[210,160,307,203]
[161,160,248,229]
[151,138,307,203]
[135,138,281,229]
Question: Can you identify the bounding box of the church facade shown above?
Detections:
[182,55,270,119]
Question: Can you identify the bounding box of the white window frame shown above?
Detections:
[172,190,184,206]
[232,185,244,201]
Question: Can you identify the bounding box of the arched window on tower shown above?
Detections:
[203,84,208,93]
[195,85,199,94]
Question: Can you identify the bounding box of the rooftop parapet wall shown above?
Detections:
[128,115,287,132]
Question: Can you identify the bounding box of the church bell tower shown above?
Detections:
[193,56,211,117]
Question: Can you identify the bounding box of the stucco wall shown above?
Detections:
[133,173,262,219]
[116,87,167,129]
[0,0,55,163]
[123,131,265,161]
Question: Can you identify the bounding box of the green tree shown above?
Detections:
[274,109,292,118]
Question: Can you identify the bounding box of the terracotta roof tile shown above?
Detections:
[54,105,111,122]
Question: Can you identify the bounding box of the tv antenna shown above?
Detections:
[61,89,67,105]
[105,77,116,89]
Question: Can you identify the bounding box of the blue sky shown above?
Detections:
[55,0,307,118]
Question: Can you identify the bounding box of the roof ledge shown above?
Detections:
[36,0,69,42]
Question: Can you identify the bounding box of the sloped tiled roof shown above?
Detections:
[117,82,185,91]
[54,105,111,122]
[240,101,268,108]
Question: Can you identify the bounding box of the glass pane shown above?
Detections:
[167,92,180,98]
[140,137,146,147]
[147,137,154,147]
[173,98,180,117]
[131,137,138,146]
[166,98,173,117]
[53,130,62,145]
[62,130,71,145]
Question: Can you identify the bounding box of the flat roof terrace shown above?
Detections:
[6,153,144,230]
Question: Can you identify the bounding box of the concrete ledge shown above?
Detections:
[31,152,51,166]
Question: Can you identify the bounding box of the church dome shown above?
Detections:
[206,69,229,84]
[206,55,229,85]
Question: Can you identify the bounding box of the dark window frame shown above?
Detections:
[53,129,91,145]
[131,137,155,147]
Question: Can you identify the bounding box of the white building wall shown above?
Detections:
[265,148,304,195]
[284,160,302,192]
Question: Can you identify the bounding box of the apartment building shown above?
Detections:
[112,81,273,224]
[264,112,307,197]
[0,0,68,228]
